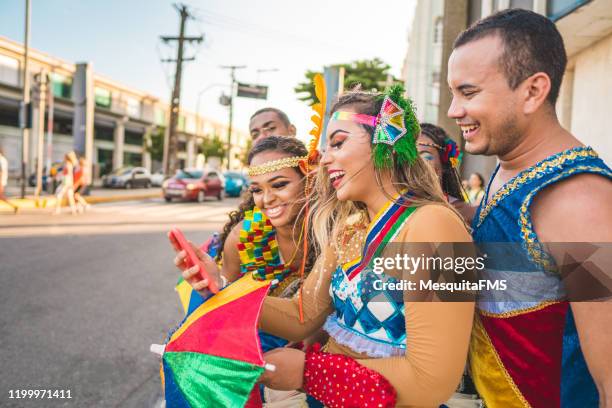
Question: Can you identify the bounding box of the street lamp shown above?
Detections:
[195,83,228,122]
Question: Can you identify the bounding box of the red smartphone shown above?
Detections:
[170,227,220,294]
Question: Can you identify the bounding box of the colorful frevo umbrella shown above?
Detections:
[153,274,273,407]
[175,276,206,316]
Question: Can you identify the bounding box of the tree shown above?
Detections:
[199,134,227,159]
[238,138,253,166]
[147,127,166,163]
[294,58,401,105]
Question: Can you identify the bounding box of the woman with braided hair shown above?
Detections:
[172,135,317,318]
[171,136,325,406]
[417,123,477,224]
[177,86,476,407]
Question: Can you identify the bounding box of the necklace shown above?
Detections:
[238,207,303,285]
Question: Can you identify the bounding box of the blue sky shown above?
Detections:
[0,0,416,135]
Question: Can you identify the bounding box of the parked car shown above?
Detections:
[163,169,224,202]
[102,167,151,189]
[28,162,64,191]
[223,171,249,197]
[150,170,167,187]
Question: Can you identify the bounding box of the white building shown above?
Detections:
[0,36,249,180]
[402,0,612,178]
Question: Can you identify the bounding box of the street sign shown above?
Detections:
[219,93,231,106]
[236,83,268,100]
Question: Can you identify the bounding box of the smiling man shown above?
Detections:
[249,107,296,145]
[448,9,612,408]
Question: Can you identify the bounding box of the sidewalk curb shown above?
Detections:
[84,192,161,204]
[0,192,161,211]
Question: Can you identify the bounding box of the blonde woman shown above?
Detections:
[179,87,475,407]
[54,151,78,215]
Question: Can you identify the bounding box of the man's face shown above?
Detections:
[249,111,295,144]
[447,35,523,157]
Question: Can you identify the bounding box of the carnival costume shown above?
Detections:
[260,85,474,407]
[470,146,612,407]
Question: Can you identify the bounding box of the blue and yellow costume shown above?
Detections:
[470,146,611,407]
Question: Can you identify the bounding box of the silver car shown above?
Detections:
[102,167,152,189]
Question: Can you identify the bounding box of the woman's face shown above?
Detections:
[417,134,443,178]
[469,173,482,190]
[248,150,304,228]
[320,107,378,202]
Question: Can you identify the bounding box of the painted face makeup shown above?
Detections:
[320,108,378,203]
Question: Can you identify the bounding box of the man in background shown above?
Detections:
[249,107,296,144]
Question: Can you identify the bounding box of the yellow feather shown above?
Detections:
[307,73,327,160]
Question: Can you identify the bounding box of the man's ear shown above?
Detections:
[522,72,552,115]
[288,124,297,136]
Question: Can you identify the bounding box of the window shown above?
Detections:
[52,116,73,135]
[125,130,143,146]
[123,152,142,167]
[95,87,112,108]
[547,0,590,20]
[126,96,141,118]
[94,125,114,141]
[0,105,19,127]
[50,73,72,99]
[177,170,203,179]
[0,55,19,87]
[154,107,166,126]
[97,148,114,176]
[509,0,534,9]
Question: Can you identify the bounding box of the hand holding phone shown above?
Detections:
[169,228,220,294]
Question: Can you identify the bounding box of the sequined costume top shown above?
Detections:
[260,198,476,407]
[470,146,611,408]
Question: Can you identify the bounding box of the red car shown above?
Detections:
[163,169,225,202]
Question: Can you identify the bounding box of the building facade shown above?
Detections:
[0,36,249,181]
[402,0,612,179]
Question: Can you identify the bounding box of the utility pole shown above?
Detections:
[34,69,47,201]
[160,4,203,176]
[46,70,55,192]
[20,0,31,198]
[220,65,245,170]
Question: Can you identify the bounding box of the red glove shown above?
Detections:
[303,344,397,408]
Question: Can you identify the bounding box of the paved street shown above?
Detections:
[0,196,240,237]
[0,198,240,407]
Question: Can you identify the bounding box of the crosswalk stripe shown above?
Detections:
[90,201,233,221]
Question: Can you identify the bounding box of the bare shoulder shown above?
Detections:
[532,173,612,242]
[405,203,472,242]
[224,221,244,248]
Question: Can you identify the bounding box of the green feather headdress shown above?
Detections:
[330,85,420,169]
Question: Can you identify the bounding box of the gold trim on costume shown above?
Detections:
[247,155,308,176]
[519,165,612,271]
[477,148,598,227]
[478,300,562,318]
[471,316,532,408]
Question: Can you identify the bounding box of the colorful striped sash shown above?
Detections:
[343,194,416,280]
